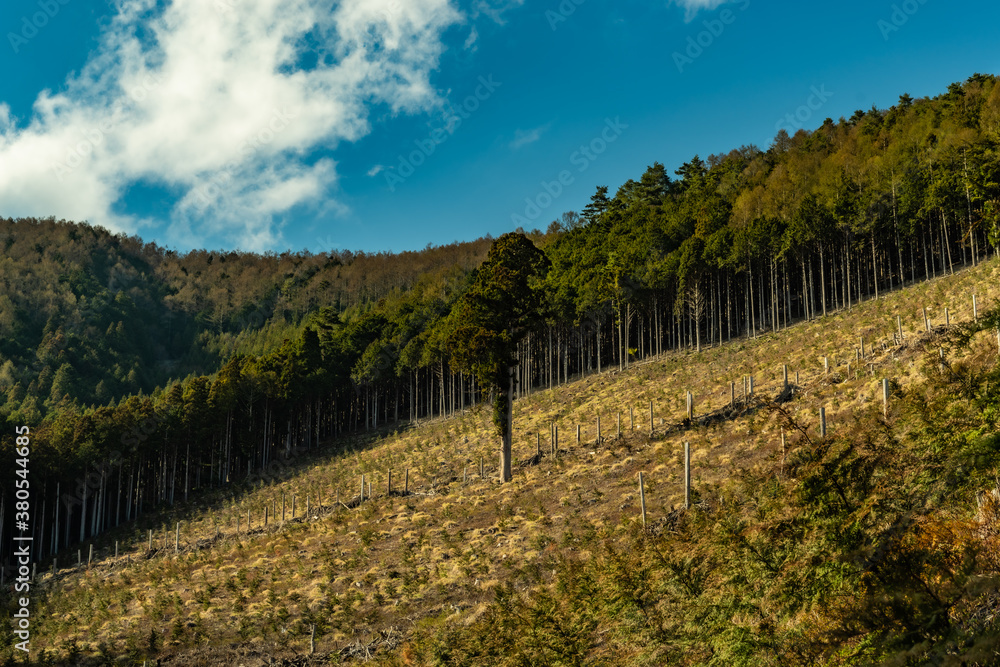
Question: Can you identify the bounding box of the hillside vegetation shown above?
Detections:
[3,73,1000,665]
[13,256,1000,666]
[0,216,496,423]
[4,75,1000,583]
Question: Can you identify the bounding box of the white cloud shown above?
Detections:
[0,0,463,251]
[671,0,730,21]
[472,0,524,25]
[367,164,386,177]
[509,123,550,150]
[464,26,479,51]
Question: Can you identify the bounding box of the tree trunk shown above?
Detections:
[500,366,514,483]
[548,326,553,388]
[845,237,852,310]
[819,245,827,316]
[942,209,954,274]
[596,317,602,373]
[79,466,87,542]
[871,235,879,300]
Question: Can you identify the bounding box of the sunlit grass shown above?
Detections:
[25,257,1000,664]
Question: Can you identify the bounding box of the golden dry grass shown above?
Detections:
[27,257,1000,663]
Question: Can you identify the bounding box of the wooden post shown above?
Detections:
[264,506,268,527]
[847,362,852,379]
[307,494,311,515]
[686,391,693,420]
[630,406,634,430]
[77,549,81,566]
[795,371,799,385]
[617,412,621,439]
[748,376,754,395]
[480,456,484,478]
[115,541,119,559]
[819,407,827,438]
[387,470,392,496]
[283,491,287,521]
[464,466,468,484]
[405,469,410,494]
[310,624,316,655]
[782,364,788,388]
[780,428,786,472]
[359,476,364,504]
[292,495,296,518]
[945,307,950,327]
[148,529,152,551]
[576,424,580,446]
[973,294,978,322]
[684,441,691,510]
[824,356,829,375]
[553,425,558,456]
[247,509,251,530]
[730,381,735,406]
[649,400,653,436]
[883,378,890,417]
[175,522,180,552]
[88,544,93,566]
[638,472,647,528]
[923,307,930,332]
[536,432,541,456]
[897,315,903,342]
[597,414,601,444]
[860,336,865,358]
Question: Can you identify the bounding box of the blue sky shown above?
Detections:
[1,0,998,255]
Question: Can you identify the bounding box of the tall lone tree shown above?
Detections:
[450,233,550,482]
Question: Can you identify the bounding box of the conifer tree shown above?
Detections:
[450,233,549,482]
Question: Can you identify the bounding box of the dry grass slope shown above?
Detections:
[22,258,1000,666]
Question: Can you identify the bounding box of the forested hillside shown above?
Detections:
[15,238,1000,667]
[2,73,1000,607]
[0,217,496,425]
